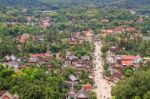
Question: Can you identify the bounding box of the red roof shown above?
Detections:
[121,60,133,66]
[111,70,123,79]
[75,32,81,36]
[82,84,93,91]
[114,27,125,33]
[137,18,144,22]
[83,30,93,37]
[31,52,50,58]
[101,29,114,34]
[122,55,141,60]
[126,27,136,32]
[16,34,30,43]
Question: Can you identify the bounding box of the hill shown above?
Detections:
[0,0,150,14]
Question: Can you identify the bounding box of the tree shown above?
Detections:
[0,64,67,99]
[89,91,97,99]
[144,91,150,99]
[112,69,150,98]
[101,45,110,53]
[123,67,133,77]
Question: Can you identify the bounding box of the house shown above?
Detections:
[3,55,18,62]
[75,32,81,39]
[110,70,123,83]
[106,50,117,64]
[28,57,39,63]
[108,55,142,68]
[0,91,19,99]
[66,88,76,99]
[109,46,119,52]
[128,9,136,15]
[64,61,72,67]
[31,51,51,58]
[72,60,83,68]
[66,89,89,99]
[106,50,114,57]
[68,74,78,82]
[16,34,30,43]
[38,57,50,63]
[83,29,93,37]
[3,55,21,71]
[126,27,136,32]
[40,19,50,28]
[114,27,125,33]
[26,16,33,22]
[76,90,89,99]
[66,55,78,62]
[65,51,72,56]
[101,29,114,35]
[48,64,53,68]
[83,29,94,42]
[68,37,77,45]
[106,51,142,68]
[119,55,142,67]
[80,56,90,64]
[100,19,109,23]
[82,84,93,91]
[81,56,90,61]
[137,17,144,22]
[106,55,117,64]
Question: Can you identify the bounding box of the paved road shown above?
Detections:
[93,41,113,99]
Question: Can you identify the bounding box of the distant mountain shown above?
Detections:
[1,0,150,10]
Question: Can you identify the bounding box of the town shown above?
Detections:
[0,0,150,99]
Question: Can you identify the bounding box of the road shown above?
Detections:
[93,41,113,99]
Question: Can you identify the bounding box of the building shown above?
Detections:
[106,52,142,68]
[3,55,21,71]
[137,17,144,22]
[126,27,136,32]
[28,57,39,63]
[119,55,142,67]
[16,34,30,43]
[81,56,90,61]
[68,37,77,45]
[66,88,76,99]
[3,55,17,62]
[76,90,89,99]
[82,84,93,91]
[66,55,78,62]
[101,29,114,35]
[114,27,125,33]
[83,29,94,42]
[68,74,78,82]
[40,19,50,28]
[0,91,19,99]
[31,51,51,58]
[66,89,89,99]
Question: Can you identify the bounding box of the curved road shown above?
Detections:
[93,41,113,99]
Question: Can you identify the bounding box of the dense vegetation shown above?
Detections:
[0,64,66,99]
[112,63,150,99]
